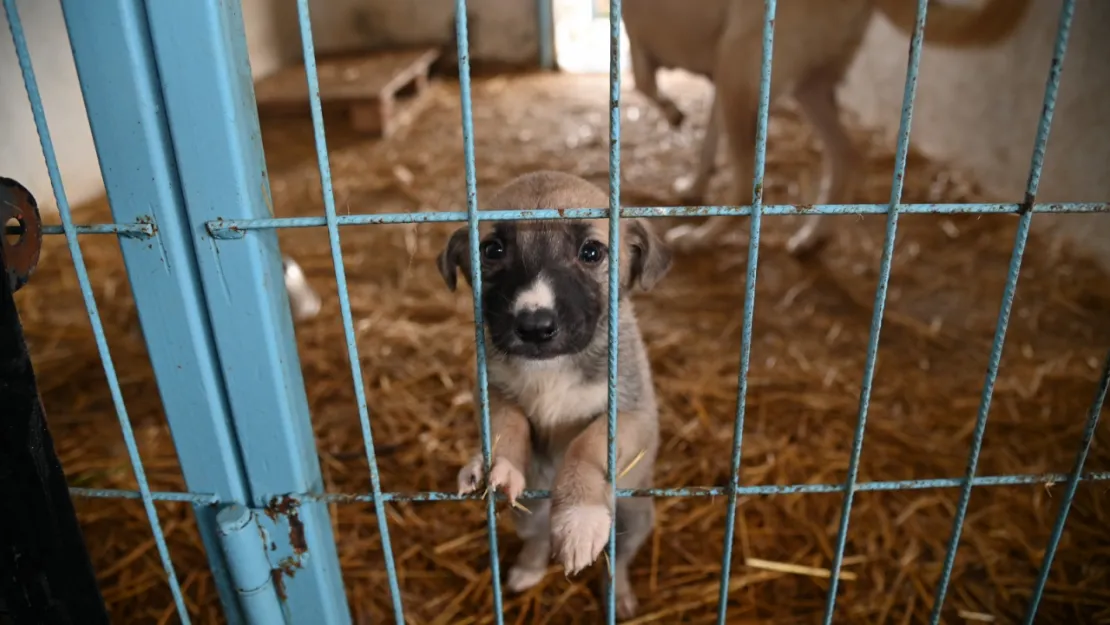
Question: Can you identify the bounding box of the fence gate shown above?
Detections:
[4,0,1109,623]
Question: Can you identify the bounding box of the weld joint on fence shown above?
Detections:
[206,218,246,240]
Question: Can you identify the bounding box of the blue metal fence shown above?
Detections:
[4,0,1108,623]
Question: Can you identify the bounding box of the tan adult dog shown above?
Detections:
[437,171,672,619]
[622,0,1031,254]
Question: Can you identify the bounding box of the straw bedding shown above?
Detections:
[15,71,1110,624]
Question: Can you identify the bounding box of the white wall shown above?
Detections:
[269,0,539,67]
[1,0,538,216]
[0,0,101,213]
[841,0,1110,270]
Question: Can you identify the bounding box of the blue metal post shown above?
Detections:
[823,1,929,622]
[715,1,775,622]
[217,505,287,624]
[59,2,251,622]
[929,1,1076,620]
[453,2,506,621]
[4,0,191,622]
[140,1,349,622]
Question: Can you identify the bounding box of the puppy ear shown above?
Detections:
[627,219,672,291]
[436,227,471,291]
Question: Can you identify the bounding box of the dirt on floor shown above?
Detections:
[14,71,1110,624]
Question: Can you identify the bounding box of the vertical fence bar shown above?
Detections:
[140,1,350,622]
[715,1,775,622]
[1022,349,1110,623]
[59,2,253,622]
[536,0,554,70]
[929,2,1076,620]
[3,1,191,621]
[604,0,623,621]
[453,2,505,621]
[821,1,929,622]
[292,0,404,622]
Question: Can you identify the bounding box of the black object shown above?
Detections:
[0,177,110,625]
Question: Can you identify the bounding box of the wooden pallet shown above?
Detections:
[254,47,440,137]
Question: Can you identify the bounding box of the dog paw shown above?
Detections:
[550,505,611,576]
[456,455,525,502]
[457,456,485,495]
[507,565,546,593]
[283,258,322,320]
[488,458,526,503]
[617,589,639,620]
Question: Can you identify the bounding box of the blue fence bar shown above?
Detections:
[454,1,506,621]
[292,0,404,621]
[3,223,155,237]
[140,0,349,622]
[604,0,623,621]
[1023,349,1110,623]
[59,1,261,622]
[3,0,190,621]
[201,201,1110,236]
[823,1,929,622]
[69,470,1110,505]
[929,1,1076,621]
[716,1,775,623]
[536,0,554,69]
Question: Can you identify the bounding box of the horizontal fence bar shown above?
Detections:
[71,470,1110,504]
[5,223,154,237]
[12,205,1109,240]
[202,202,1110,235]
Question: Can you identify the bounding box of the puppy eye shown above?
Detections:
[578,240,607,264]
[480,239,506,261]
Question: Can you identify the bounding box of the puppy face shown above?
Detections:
[437,172,672,361]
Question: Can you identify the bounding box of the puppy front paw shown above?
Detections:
[456,455,526,503]
[457,455,486,495]
[488,457,526,503]
[507,565,547,593]
[550,504,611,576]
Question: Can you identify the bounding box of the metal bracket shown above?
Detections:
[1,177,43,293]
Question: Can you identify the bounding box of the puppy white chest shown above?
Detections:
[491,357,608,430]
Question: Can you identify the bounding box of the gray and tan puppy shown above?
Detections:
[437,171,672,619]
[621,0,1031,254]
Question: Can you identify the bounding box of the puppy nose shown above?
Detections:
[514,309,558,343]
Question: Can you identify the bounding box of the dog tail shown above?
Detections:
[874,0,1031,48]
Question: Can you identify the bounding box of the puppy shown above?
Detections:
[622,0,1031,254]
[437,171,672,619]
